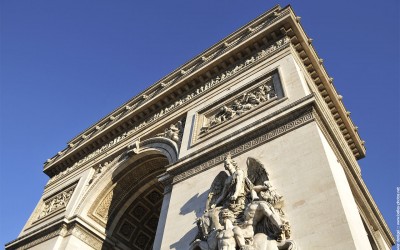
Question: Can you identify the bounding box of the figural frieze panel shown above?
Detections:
[46,133,129,187]
[47,117,184,190]
[196,70,284,143]
[126,36,290,141]
[37,184,76,220]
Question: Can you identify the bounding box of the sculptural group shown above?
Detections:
[190,154,297,250]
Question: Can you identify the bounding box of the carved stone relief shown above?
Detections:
[50,8,288,164]
[190,154,297,250]
[198,72,282,136]
[68,224,103,250]
[88,153,124,186]
[138,36,290,131]
[37,185,76,220]
[171,102,314,184]
[93,36,289,151]
[45,35,290,183]
[46,132,129,187]
[156,118,186,145]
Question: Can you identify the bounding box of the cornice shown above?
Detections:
[5,219,110,250]
[280,8,365,159]
[43,6,292,177]
[64,3,283,148]
[43,4,365,179]
[5,222,64,250]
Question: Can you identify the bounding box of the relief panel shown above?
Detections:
[37,184,77,221]
[194,70,284,145]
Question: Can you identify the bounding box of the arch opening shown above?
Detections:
[94,153,169,249]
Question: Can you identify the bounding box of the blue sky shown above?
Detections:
[1,0,399,247]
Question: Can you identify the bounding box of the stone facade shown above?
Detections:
[5,5,394,250]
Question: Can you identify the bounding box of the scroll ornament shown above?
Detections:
[190,154,297,250]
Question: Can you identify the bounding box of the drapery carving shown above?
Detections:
[190,154,297,250]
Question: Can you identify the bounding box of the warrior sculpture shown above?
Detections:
[190,155,297,250]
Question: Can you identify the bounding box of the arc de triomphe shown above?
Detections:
[6,5,394,250]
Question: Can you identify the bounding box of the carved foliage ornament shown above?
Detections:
[190,154,297,250]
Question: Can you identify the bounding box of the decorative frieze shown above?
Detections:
[172,104,314,184]
[88,155,123,186]
[14,229,62,250]
[69,224,103,250]
[38,185,76,220]
[45,34,291,179]
[73,132,129,168]
[198,72,281,136]
[46,133,129,186]
[133,36,290,131]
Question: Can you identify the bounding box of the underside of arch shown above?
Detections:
[138,137,179,164]
[85,150,170,249]
[109,181,164,249]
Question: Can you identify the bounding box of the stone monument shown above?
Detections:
[5,5,394,250]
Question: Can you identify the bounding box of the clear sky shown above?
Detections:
[1,0,399,248]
